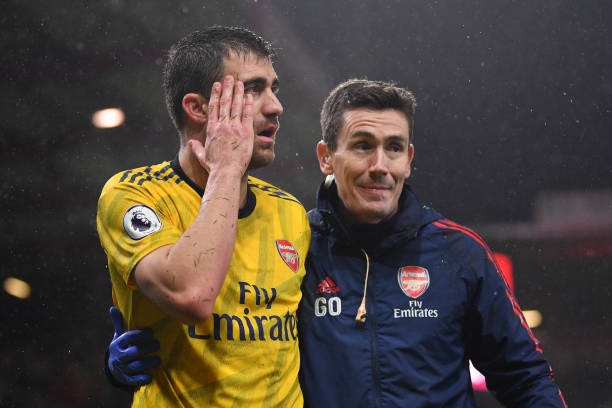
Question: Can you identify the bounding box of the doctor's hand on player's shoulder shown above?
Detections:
[107,306,161,387]
[191,75,254,177]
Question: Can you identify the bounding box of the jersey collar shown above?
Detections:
[170,156,256,219]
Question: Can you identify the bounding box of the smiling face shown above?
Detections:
[222,52,283,170]
[317,108,415,224]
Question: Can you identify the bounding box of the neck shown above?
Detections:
[178,141,249,208]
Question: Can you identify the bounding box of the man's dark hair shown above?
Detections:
[163,26,276,132]
[320,79,417,151]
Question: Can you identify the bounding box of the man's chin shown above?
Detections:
[354,203,396,224]
[247,151,275,170]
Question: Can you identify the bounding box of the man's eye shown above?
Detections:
[355,143,370,150]
[245,84,263,95]
[271,85,280,94]
[389,144,402,152]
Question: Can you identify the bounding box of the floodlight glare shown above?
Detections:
[92,108,125,128]
[4,277,31,299]
[523,310,543,328]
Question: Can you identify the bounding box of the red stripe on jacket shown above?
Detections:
[432,219,543,354]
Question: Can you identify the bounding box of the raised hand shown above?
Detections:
[191,75,254,176]
[107,306,161,387]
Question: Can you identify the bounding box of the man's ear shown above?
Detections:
[316,141,334,175]
[182,93,208,125]
[405,144,415,178]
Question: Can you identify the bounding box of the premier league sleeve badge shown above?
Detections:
[123,204,163,240]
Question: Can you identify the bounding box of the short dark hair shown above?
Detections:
[162,26,276,132]
[320,79,417,151]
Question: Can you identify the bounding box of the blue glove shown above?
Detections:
[107,306,161,387]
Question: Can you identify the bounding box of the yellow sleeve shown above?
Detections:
[96,177,183,287]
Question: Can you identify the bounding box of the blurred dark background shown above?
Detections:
[1,0,611,406]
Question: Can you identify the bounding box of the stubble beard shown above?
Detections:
[247,143,275,170]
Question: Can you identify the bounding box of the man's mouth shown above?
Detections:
[256,125,277,143]
[360,184,391,191]
[359,185,392,196]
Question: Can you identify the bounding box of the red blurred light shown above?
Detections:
[493,252,514,295]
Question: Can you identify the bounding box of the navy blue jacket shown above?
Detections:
[298,181,566,407]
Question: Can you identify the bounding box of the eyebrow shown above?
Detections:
[350,131,408,144]
[386,135,408,144]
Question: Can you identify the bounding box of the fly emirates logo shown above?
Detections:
[394,300,439,319]
[188,281,297,342]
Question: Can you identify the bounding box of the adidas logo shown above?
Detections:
[316,276,340,294]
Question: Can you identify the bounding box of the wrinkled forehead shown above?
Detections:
[221,51,277,82]
[340,108,410,139]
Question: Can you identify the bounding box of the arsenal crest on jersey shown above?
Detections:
[275,239,299,273]
[397,266,430,298]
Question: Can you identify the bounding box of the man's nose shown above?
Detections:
[368,148,388,176]
[262,90,283,117]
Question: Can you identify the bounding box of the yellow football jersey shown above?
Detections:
[96,158,310,407]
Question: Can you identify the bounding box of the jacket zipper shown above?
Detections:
[361,248,382,407]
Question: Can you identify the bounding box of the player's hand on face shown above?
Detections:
[191,75,254,176]
[108,306,161,387]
